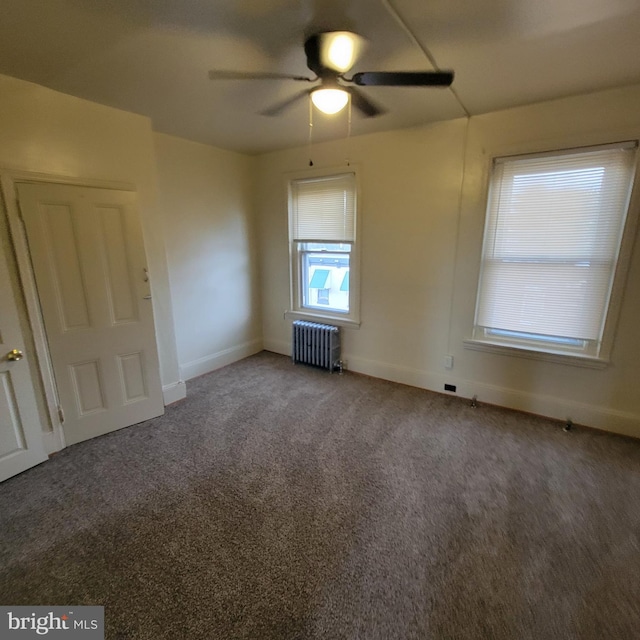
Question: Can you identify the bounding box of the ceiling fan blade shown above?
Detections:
[346,87,385,118]
[351,71,454,87]
[260,89,312,116]
[209,70,314,82]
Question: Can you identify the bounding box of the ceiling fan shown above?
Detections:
[209,31,454,118]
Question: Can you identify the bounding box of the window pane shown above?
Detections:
[303,248,350,313]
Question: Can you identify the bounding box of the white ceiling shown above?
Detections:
[2,0,640,155]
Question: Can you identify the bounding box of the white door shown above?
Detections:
[17,182,164,446]
[0,226,48,482]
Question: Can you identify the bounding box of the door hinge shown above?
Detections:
[58,405,65,424]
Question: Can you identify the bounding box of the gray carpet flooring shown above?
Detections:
[1,351,640,639]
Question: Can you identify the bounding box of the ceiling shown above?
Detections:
[2,0,640,155]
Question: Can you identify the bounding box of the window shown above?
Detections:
[317,288,330,305]
[472,142,637,361]
[289,172,359,323]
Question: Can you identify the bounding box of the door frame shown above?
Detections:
[0,169,137,454]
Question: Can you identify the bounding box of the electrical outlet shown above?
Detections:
[444,383,456,392]
[444,355,454,369]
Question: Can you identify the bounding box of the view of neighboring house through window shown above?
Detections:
[303,243,349,311]
[472,141,637,360]
[289,172,358,322]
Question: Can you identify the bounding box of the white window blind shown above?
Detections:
[291,173,356,242]
[476,143,637,347]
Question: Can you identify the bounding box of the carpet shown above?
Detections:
[1,351,639,639]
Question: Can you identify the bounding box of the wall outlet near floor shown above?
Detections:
[444,355,454,369]
[444,383,456,392]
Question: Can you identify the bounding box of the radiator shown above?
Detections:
[292,320,341,372]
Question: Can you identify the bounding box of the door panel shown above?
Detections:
[70,360,106,415]
[99,206,138,324]
[44,203,91,331]
[0,372,26,455]
[118,352,147,403]
[17,183,164,445]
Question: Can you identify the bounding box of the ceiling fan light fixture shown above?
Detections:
[320,31,363,72]
[311,88,349,115]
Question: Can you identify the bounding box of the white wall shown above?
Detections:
[154,133,262,380]
[0,74,182,420]
[256,84,640,438]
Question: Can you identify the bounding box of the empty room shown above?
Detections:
[1,0,639,638]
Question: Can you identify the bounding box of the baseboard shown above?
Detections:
[42,427,64,455]
[452,378,640,440]
[180,339,263,381]
[261,335,640,438]
[345,354,444,392]
[343,353,640,440]
[163,380,187,405]
[263,338,290,356]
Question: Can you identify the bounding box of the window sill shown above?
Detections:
[463,338,609,369]
[286,310,360,328]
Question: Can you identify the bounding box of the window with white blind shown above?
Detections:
[472,142,637,361]
[289,171,359,323]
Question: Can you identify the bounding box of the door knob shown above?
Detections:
[6,349,24,361]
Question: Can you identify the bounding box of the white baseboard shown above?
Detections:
[262,335,640,438]
[42,427,65,455]
[345,354,444,392]
[263,338,290,356]
[180,339,263,381]
[452,378,640,440]
[162,380,187,405]
[316,350,640,440]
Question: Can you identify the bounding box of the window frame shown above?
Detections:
[467,141,640,367]
[287,166,361,327]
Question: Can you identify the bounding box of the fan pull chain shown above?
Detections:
[346,96,352,166]
[308,97,314,167]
